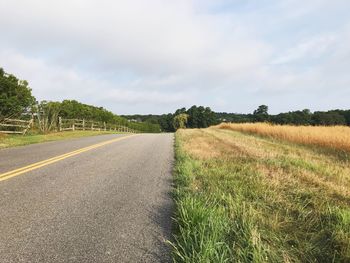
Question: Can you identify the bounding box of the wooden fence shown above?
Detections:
[58,117,137,133]
[0,118,33,135]
[0,117,137,135]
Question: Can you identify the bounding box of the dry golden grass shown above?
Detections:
[184,128,350,199]
[180,129,222,159]
[217,122,350,152]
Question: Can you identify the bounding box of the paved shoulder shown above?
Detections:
[0,133,174,262]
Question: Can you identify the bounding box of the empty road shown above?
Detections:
[0,134,174,262]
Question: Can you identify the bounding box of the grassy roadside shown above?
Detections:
[171,128,350,262]
[0,131,122,149]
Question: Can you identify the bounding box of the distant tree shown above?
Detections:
[145,117,159,125]
[187,106,199,128]
[173,113,189,130]
[328,110,350,125]
[122,106,217,131]
[159,114,175,132]
[254,105,268,115]
[271,112,293,125]
[175,107,187,115]
[186,105,217,128]
[293,109,312,125]
[272,109,312,125]
[312,112,346,126]
[202,106,217,127]
[0,68,36,120]
[253,105,269,122]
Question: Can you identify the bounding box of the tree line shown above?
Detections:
[0,68,160,133]
[216,105,350,126]
[124,104,350,132]
[123,105,218,132]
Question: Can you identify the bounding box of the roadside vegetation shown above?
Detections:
[171,126,350,262]
[0,130,119,149]
[0,67,160,134]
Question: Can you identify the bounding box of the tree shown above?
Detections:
[187,105,217,128]
[159,114,175,132]
[175,107,186,115]
[36,101,61,133]
[271,109,312,125]
[253,105,269,122]
[187,106,199,128]
[120,106,218,131]
[173,114,189,130]
[312,112,346,126]
[0,68,36,120]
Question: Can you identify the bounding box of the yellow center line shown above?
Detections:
[0,135,137,182]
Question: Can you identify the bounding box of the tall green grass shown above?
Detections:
[170,138,232,262]
[171,135,276,262]
[170,129,350,262]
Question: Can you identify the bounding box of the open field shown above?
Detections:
[218,123,350,153]
[0,131,122,149]
[171,127,350,262]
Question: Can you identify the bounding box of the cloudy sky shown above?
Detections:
[1,0,349,114]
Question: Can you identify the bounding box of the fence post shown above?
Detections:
[104,122,106,131]
[59,117,62,132]
[83,119,85,131]
[31,114,34,128]
[91,122,94,131]
[72,121,75,131]
[22,119,33,135]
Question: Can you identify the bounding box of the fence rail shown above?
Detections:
[0,118,33,135]
[58,117,137,133]
[0,117,137,135]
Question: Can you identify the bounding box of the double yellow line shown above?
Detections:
[0,135,136,182]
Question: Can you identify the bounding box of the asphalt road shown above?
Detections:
[0,134,174,263]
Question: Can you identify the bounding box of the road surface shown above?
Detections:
[0,134,174,262]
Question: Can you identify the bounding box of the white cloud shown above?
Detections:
[0,0,349,114]
[271,35,337,65]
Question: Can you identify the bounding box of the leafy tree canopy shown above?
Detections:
[0,68,36,120]
[253,105,269,122]
[173,113,189,130]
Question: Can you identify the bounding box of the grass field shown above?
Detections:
[171,126,350,262]
[218,123,350,154]
[0,131,121,149]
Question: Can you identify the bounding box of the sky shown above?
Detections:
[0,0,349,115]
